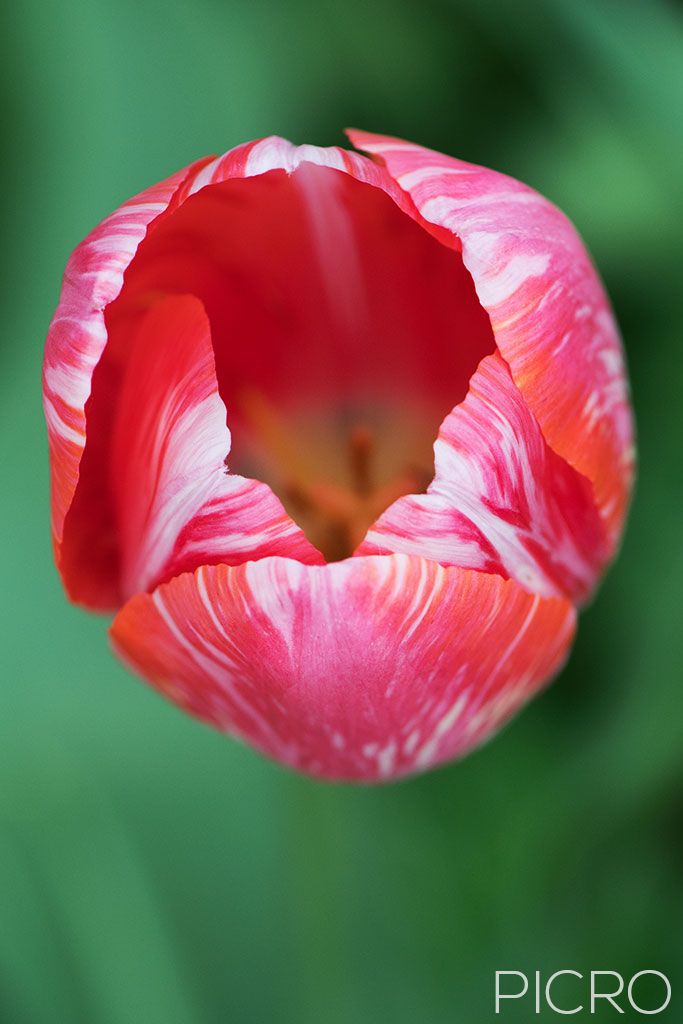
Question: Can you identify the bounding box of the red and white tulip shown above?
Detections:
[43,131,634,780]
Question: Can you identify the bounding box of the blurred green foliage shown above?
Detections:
[1,0,682,1021]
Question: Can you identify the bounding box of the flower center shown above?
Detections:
[234,389,433,560]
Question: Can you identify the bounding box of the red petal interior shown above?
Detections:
[113,166,493,412]
[64,164,495,593]
[109,167,493,555]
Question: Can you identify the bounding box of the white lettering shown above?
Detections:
[628,971,672,1015]
[545,971,583,1015]
[495,972,528,1013]
[591,971,625,1013]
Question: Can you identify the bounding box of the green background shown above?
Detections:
[2,0,682,1020]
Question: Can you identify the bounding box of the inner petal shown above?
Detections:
[108,164,495,561]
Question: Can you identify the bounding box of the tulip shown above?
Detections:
[44,131,634,781]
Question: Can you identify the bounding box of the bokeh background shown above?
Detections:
[2,0,682,1020]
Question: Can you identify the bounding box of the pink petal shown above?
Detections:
[43,155,214,559]
[174,136,439,235]
[357,352,609,602]
[111,554,575,781]
[347,130,635,549]
[61,295,322,608]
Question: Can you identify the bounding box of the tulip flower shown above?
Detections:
[44,131,634,780]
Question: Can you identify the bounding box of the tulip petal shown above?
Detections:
[62,295,323,607]
[357,352,609,602]
[175,135,438,237]
[111,554,575,781]
[347,130,634,548]
[44,155,214,558]
[114,295,324,594]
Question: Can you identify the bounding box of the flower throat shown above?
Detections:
[107,163,495,561]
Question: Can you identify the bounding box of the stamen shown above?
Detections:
[238,388,316,487]
[234,389,431,561]
[348,425,373,497]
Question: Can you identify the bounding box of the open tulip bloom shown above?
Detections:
[44,131,634,781]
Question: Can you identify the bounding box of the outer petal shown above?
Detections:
[357,352,609,602]
[43,155,213,555]
[347,130,635,548]
[113,295,324,595]
[111,554,575,781]
[62,295,322,608]
[173,135,446,240]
